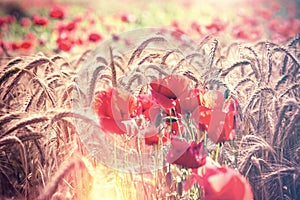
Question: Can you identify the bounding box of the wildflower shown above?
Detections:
[10,42,20,50]
[191,21,202,34]
[120,13,137,23]
[191,90,237,143]
[20,17,31,27]
[191,105,211,131]
[57,38,72,52]
[136,94,157,120]
[171,28,185,41]
[88,32,103,42]
[65,21,76,31]
[94,88,137,134]
[49,6,65,19]
[20,40,32,50]
[206,19,227,32]
[33,15,48,26]
[183,158,253,199]
[201,166,253,200]
[0,15,15,26]
[166,139,206,168]
[177,88,202,114]
[150,75,190,109]
[144,125,169,145]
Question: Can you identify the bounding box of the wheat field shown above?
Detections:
[0,30,299,199]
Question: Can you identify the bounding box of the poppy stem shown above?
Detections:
[215,143,220,163]
[204,132,207,149]
[114,134,117,169]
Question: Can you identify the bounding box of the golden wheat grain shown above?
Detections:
[0,135,28,198]
[161,50,179,65]
[109,46,117,88]
[137,53,160,66]
[37,158,86,200]
[1,116,49,137]
[273,47,300,68]
[87,65,106,105]
[221,60,251,77]
[127,37,167,66]
[279,83,300,99]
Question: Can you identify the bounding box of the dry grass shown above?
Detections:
[0,33,299,199]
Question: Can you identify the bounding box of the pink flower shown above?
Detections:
[10,42,20,50]
[20,40,32,50]
[120,13,137,23]
[94,88,137,134]
[166,139,206,169]
[202,166,253,200]
[0,15,16,26]
[88,33,103,42]
[33,15,48,26]
[150,75,190,109]
[144,125,169,145]
[65,21,76,31]
[177,88,202,114]
[56,38,72,52]
[191,21,202,34]
[20,18,31,27]
[49,6,65,19]
[206,19,227,32]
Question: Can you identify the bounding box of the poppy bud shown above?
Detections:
[165,171,173,188]
[155,111,163,127]
[176,181,183,196]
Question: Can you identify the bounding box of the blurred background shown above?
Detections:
[0,0,299,55]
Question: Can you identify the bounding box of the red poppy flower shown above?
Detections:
[89,33,103,42]
[166,120,182,136]
[202,166,253,200]
[120,13,137,23]
[20,40,32,50]
[256,8,272,20]
[94,88,137,134]
[0,17,6,26]
[10,42,20,50]
[20,18,31,27]
[191,90,238,143]
[7,15,16,23]
[191,106,211,131]
[136,94,161,121]
[177,88,201,113]
[207,110,235,143]
[0,15,15,26]
[206,97,237,143]
[65,21,76,31]
[49,6,65,19]
[58,40,72,52]
[206,19,227,32]
[166,139,206,169]
[150,75,190,109]
[144,125,169,145]
[57,38,72,52]
[232,25,261,41]
[171,28,185,41]
[191,21,202,34]
[184,161,253,200]
[25,32,36,40]
[33,15,48,26]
